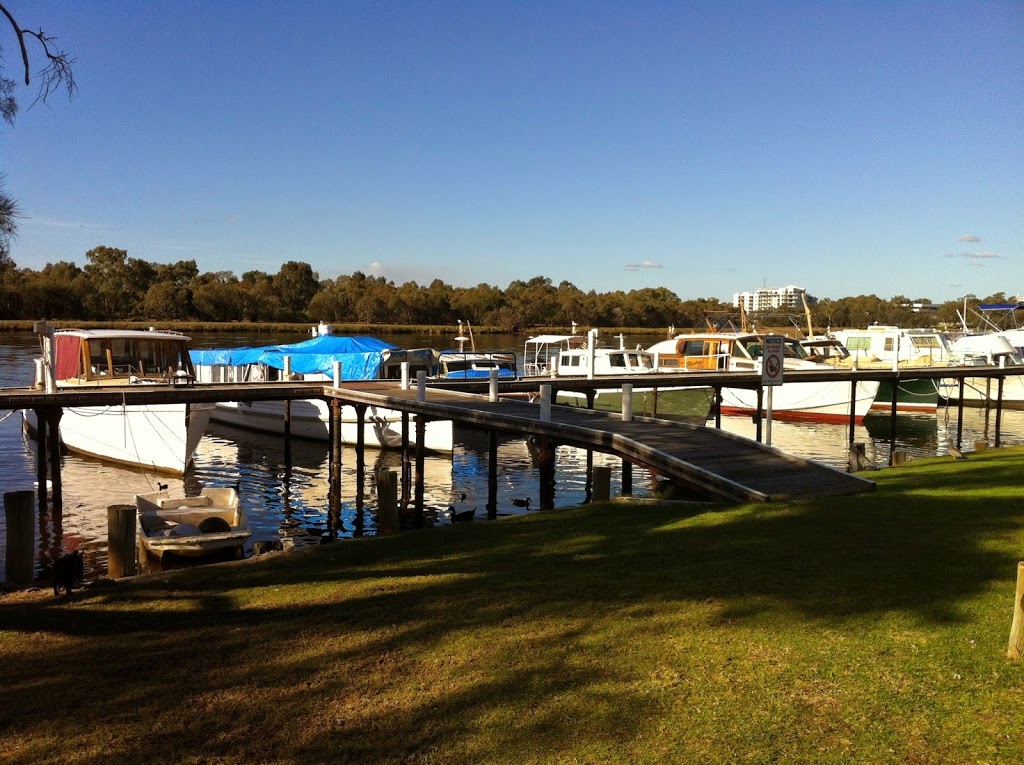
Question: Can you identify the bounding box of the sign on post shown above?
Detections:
[761,335,785,387]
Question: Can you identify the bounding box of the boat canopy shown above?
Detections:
[189,335,400,378]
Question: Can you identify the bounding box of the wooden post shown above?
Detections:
[34,409,47,513]
[283,399,292,464]
[107,504,138,578]
[848,380,857,446]
[956,378,965,449]
[534,436,556,510]
[849,442,867,473]
[401,412,411,511]
[414,416,426,527]
[4,490,35,585]
[487,430,498,520]
[1008,561,1024,659]
[754,388,763,442]
[45,407,63,515]
[621,460,633,496]
[995,376,1004,447]
[328,399,342,539]
[376,469,400,535]
[892,450,907,466]
[714,386,722,429]
[592,466,611,502]
[888,378,898,466]
[354,404,367,518]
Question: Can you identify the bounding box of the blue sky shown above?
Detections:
[2,1,1021,303]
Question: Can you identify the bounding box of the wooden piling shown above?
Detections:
[847,380,857,446]
[107,504,138,578]
[1008,561,1024,659]
[891,450,907,466]
[34,409,47,513]
[376,469,400,535]
[4,490,35,585]
[487,430,498,520]
[621,460,633,496]
[414,416,426,527]
[45,407,63,514]
[592,466,611,502]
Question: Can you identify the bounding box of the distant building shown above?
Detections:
[901,302,939,314]
[732,285,814,313]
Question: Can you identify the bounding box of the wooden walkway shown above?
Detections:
[325,382,876,503]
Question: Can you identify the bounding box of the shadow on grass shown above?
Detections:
[2,449,1023,763]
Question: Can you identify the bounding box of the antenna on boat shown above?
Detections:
[455,320,470,353]
[570,321,578,335]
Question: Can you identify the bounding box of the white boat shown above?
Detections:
[816,327,954,412]
[190,324,453,452]
[435,350,518,380]
[135,487,250,559]
[647,332,880,423]
[522,330,715,424]
[23,328,214,474]
[943,332,1024,408]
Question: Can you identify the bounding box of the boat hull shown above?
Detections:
[718,379,880,424]
[940,374,1024,409]
[870,379,941,412]
[210,399,454,452]
[23,402,213,475]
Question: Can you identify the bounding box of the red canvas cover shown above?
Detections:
[55,335,82,380]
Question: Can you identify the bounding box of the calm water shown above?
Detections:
[2,329,1022,584]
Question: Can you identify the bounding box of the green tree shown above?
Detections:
[81,246,157,319]
[272,261,319,321]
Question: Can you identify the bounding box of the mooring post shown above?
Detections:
[107,504,137,578]
[376,469,400,535]
[283,399,292,465]
[414,416,426,527]
[487,430,498,520]
[489,368,498,403]
[401,412,411,511]
[34,409,47,513]
[621,383,633,422]
[534,436,556,510]
[539,384,552,421]
[621,460,633,497]
[328,399,342,538]
[585,390,595,410]
[592,465,611,502]
[1008,561,1024,659]
[354,403,366,502]
[996,376,1004,447]
[888,377,898,466]
[754,388,763,442]
[45,407,63,515]
[956,378,965,448]
[848,380,857,446]
[714,386,722,429]
[4,490,35,585]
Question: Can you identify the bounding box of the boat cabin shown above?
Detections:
[52,329,196,385]
[830,326,952,366]
[524,332,655,377]
[436,351,517,380]
[649,333,810,372]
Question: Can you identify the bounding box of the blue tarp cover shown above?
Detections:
[189,335,398,378]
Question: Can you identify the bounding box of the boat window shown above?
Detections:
[883,339,894,353]
[910,336,940,349]
[745,342,763,358]
[844,336,872,351]
[86,337,192,378]
[782,339,808,359]
[608,353,626,368]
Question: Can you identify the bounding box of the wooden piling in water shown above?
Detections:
[4,490,35,585]
[376,469,400,535]
[621,460,633,496]
[34,409,47,513]
[1008,561,1024,659]
[107,504,137,578]
[592,466,611,502]
[487,430,498,520]
[45,407,63,514]
[414,416,426,527]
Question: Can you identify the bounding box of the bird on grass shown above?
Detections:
[947,440,967,460]
[511,497,531,510]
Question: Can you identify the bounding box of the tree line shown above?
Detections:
[0,246,1011,332]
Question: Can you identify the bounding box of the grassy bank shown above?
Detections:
[2,450,1024,764]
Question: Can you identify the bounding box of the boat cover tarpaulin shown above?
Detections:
[189,335,398,378]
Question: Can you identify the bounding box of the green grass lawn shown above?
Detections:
[3,449,1024,764]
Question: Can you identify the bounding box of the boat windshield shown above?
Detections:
[84,337,193,380]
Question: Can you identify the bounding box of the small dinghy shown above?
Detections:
[135,487,250,560]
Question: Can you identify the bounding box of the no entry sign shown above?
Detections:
[761,335,785,386]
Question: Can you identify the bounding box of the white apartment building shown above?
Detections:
[732,285,812,313]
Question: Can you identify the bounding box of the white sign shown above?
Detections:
[761,335,785,386]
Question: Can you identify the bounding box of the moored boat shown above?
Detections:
[941,332,1024,408]
[647,331,879,423]
[22,328,213,474]
[522,330,715,424]
[827,326,953,412]
[136,487,250,559]
[189,324,453,452]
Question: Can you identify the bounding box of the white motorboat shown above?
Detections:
[136,487,250,559]
[23,328,214,474]
[647,331,879,423]
[190,324,453,452]
[522,330,715,424]
[943,332,1024,408]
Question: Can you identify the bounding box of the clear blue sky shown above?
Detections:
[2,1,1021,303]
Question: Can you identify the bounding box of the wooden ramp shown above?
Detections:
[328,383,875,503]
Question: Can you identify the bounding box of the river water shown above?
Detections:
[2,329,1022,585]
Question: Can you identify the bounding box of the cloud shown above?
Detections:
[28,216,115,231]
[365,261,386,276]
[958,234,981,243]
[625,260,663,271]
[944,251,999,260]
[193,216,238,225]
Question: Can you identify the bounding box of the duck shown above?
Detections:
[511,497,531,509]
[156,482,168,491]
[450,507,476,523]
[947,440,967,460]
